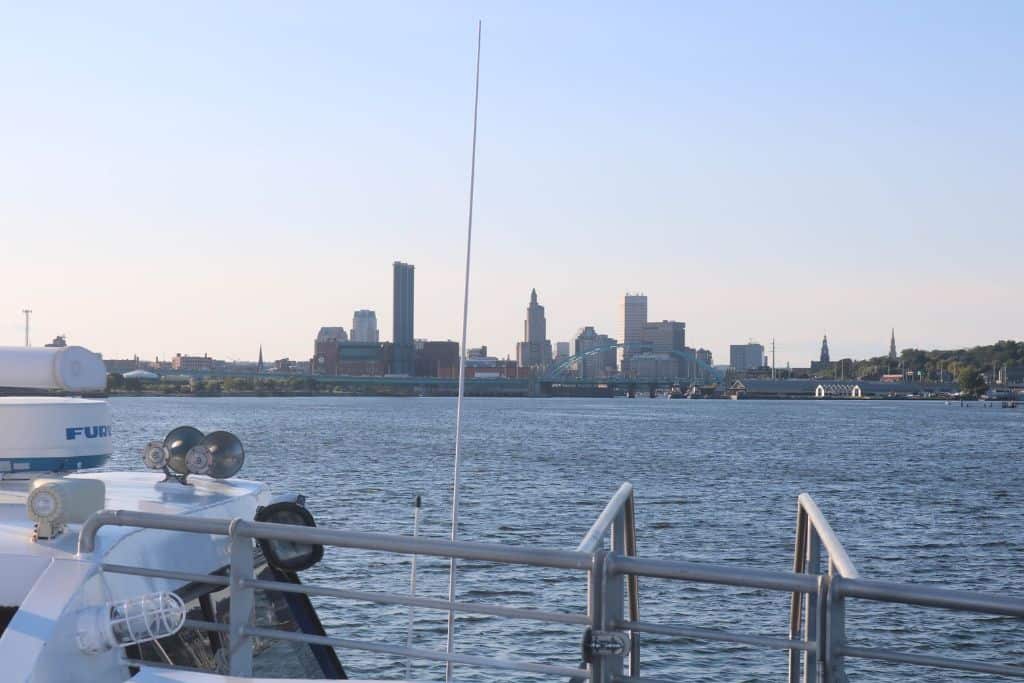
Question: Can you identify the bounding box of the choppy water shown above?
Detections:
[106,397,1024,681]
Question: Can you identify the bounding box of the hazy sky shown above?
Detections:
[2,2,1021,366]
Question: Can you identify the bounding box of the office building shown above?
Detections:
[554,341,571,365]
[392,262,415,374]
[516,289,553,369]
[313,326,348,375]
[352,310,379,343]
[573,327,617,379]
[415,340,459,377]
[730,343,765,371]
[621,294,648,361]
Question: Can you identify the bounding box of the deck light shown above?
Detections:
[185,431,245,479]
[142,441,168,470]
[26,478,105,540]
[254,501,323,572]
[76,592,185,655]
[163,426,204,476]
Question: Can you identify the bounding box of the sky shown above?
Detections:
[2,1,1022,366]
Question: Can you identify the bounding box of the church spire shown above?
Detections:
[889,329,897,362]
[820,334,830,364]
[257,345,264,373]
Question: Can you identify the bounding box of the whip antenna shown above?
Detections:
[445,19,482,682]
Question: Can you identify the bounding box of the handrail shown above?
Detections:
[796,493,859,578]
[577,482,634,553]
[79,509,591,570]
[79,492,1024,683]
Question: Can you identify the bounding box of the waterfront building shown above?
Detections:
[515,289,553,369]
[171,353,217,372]
[573,326,617,379]
[392,262,415,375]
[467,345,488,358]
[729,343,765,371]
[628,352,678,380]
[337,341,388,376]
[352,310,379,343]
[312,326,348,375]
[696,348,713,366]
[620,319,686,378]
[441,354,524,379]
[414,340,459,377]
[621,293,648,362]
[104,356,142,373]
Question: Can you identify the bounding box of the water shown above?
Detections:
[106,396,1024,681]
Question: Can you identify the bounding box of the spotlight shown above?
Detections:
[185,431,244,479]
[142,441,168,470]
[162,426,204,475]
[255,501,323,572]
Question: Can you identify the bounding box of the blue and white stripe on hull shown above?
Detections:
[0,453,110,473]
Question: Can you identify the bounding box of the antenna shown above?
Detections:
[445,20,482,682]
[22,309,32,347]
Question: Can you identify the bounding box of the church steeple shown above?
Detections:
[888,329,897,362]
[257,345,264,373]
[820,334,830,364]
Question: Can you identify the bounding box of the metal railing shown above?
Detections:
[77,487,1024,681]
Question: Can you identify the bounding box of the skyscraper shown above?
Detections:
[516,289,553,369]
[352,309,379,343]
[730,343,765,371]
[392,262,415,374]
[573,326,617,379]
[621,294,648,361]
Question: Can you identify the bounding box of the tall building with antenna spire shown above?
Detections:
[889,329,898,362]
[516,289,552,369]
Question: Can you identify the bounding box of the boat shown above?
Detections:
[1,343,1022,682]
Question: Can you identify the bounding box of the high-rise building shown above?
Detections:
[621,294,648,361]
[516,289,553,369]
[554,341,571,364]
[573,327,617,379]
[642,320,686,353]
[729,343,765,371]
[352,310,379,343]
[392,262,415,374]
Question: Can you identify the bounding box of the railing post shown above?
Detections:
[788,504,808,683]
[803,528,822,682]
[229,525,255,676]
[824,574,848,683]
[609,506,627,678]
[623,493,640,677]
[588,550,626,683]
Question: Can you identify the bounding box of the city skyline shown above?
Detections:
[2,4,1021,364]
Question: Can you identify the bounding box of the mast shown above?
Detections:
[445,21,482,682]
